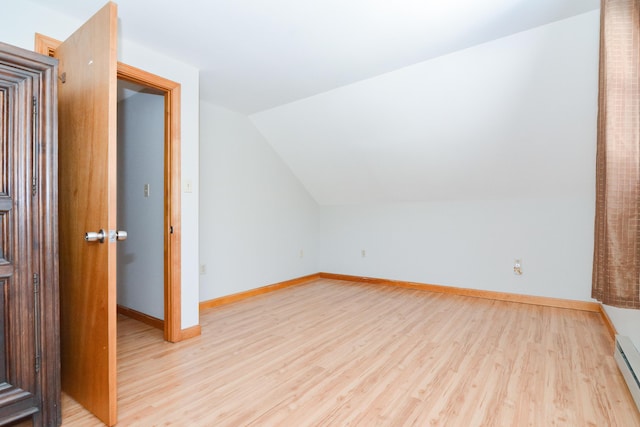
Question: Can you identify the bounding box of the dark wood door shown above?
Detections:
[0,42,60,426]
[54,3,119,426]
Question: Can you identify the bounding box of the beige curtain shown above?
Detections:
[592,0,640,308]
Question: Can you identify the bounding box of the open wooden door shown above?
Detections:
[54,3,119,425]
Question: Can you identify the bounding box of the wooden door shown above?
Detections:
[0,41,60,427]
[55,3,119,425]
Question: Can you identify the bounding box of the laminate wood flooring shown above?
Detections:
[60,279,640,426]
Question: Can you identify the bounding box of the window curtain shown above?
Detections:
[592,0,640,309]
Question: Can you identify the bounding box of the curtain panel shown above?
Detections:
[592,0,640,308]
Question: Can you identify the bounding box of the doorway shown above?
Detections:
[34,34,183,342]
[116,79,165,329]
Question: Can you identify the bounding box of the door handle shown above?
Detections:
[84,229,128,242]
[85,229,106,243]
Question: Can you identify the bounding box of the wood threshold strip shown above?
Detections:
[317,272,602,313]
[117,305,164,330]
[199,273,322,311]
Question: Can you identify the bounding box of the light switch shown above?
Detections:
[184,179,193,193]
[144,183,150,198]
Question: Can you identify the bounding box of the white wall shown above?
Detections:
[199,102,319,301]
[319,196,595,300]
[2,0,200,329]
[254,11,600,303]
[117,91,165,319]
[316,10,640,343]
[605,306,640,350]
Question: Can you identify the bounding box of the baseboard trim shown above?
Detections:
[199,271,603,317]
[318,272,602,313]
[199,273,322,311]
[117,305,164,330]
[599,305,618,340]
[179,324,202,340]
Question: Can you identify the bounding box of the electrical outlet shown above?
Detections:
[361,249,366,258]
[299,249,304,259]
[200,264,206,275]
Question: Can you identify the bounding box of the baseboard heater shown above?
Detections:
[614,335,640,411]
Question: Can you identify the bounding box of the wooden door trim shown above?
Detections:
[34,34,184,343]
[116,63,182,343]
[34,33,59,57]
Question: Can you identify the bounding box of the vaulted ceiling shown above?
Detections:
[30,0,601,205]
[30,0,597,114]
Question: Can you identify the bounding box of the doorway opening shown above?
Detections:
[117,64,183,343]
[116,79,166,333]
[35,34,183,342]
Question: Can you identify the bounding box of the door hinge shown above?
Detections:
[32,96,39,197]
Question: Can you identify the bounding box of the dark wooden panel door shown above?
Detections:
[54,3,119,425]
[0,81,38,419]
[0,42,60,426]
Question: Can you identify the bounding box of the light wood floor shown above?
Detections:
[60,279,640,426]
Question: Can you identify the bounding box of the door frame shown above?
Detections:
[35,33,183,342]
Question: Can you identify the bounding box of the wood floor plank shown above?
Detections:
[60,279,640,426]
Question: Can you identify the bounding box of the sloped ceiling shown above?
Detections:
[28,0,600,206]
[29,0,597,115]
[250,9,600,205]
